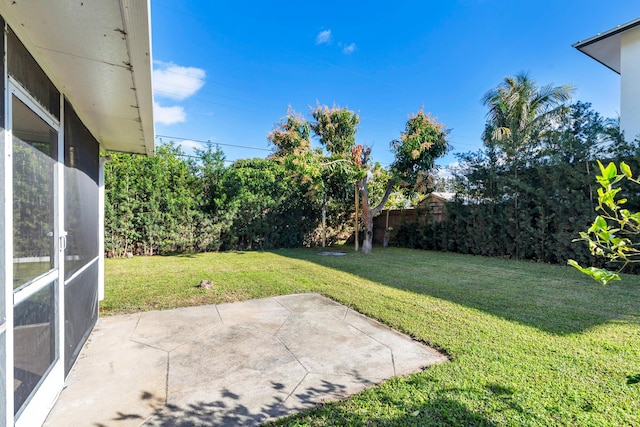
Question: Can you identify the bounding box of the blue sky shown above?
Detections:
[151,1,638,170]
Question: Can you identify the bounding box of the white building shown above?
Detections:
[574,17,640,141]
[0,1,154,426]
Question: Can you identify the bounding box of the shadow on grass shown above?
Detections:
[274,248,640,335]
[272,398,498,427]
[270,382,526,426]
[172,251,248,259]
[627,373,640,385]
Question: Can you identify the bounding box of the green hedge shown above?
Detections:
[104,143,329,256]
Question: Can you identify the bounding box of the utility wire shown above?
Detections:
[156,134,272,152]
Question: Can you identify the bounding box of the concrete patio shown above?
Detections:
[44,293,447,426]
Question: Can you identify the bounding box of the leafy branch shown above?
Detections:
[569,160,640,284]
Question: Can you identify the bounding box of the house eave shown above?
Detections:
[573,16,640,75]
[0,0,155,155]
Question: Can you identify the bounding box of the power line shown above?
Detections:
[155,134,401,168]
[171,151,235,164]
[156,134,272,152]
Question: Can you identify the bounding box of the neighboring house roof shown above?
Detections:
[430,192,456,202]
[0,0,155,155]
[573,16,640,74]
[414,192,455,208]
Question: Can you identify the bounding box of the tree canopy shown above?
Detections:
[265,104,451,253]
[103,73,640,271]
[481,72,574,158]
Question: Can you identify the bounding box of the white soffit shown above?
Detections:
[573,17,640,75]
[0,0,155,155]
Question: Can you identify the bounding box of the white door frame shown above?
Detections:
[9,78,65,427]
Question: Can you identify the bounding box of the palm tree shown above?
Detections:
[482,73,574,157]
[481,73,574,257]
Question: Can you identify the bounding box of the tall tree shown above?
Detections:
[309,105,360,246]
[481,73,574,257]
[310,104,360,157]
[269,105,449,253]
[356,110,448,253]
[267,106,312,158]
[268,106,357,247]
[481,73,574,157]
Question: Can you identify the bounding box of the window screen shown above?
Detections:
[63,100,100,376]
[12,97,57,290]
[7,27,60,120]
[64,100,99,279]
[13,282,56,415]
[64,260,98,375]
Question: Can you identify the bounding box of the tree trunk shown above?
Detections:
[360,178,396,254]
[354,184,359,252]
[514,163,519,259]
[383,210,389,248]
[362,216,374,253]
[586,157,594,212]
[360,179,373,253]
[321,193,326,247]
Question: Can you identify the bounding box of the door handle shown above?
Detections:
[59,233,67,250]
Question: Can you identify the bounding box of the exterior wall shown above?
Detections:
[2,18,102,426]
[621,27,640,141]
[0,3,152,424]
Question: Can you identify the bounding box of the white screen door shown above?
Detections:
[10,82,64,427]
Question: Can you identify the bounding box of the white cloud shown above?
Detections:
[153,102,186,125]
[316,29,332,45]
[437,162,459,179]
[178,139,204,153]
[153,61,206,101]
[342,42,356,55]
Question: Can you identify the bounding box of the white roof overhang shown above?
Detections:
[0,0,155,155]
[573,17,640,75]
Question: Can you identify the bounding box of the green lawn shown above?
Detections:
[104,248,640,426]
